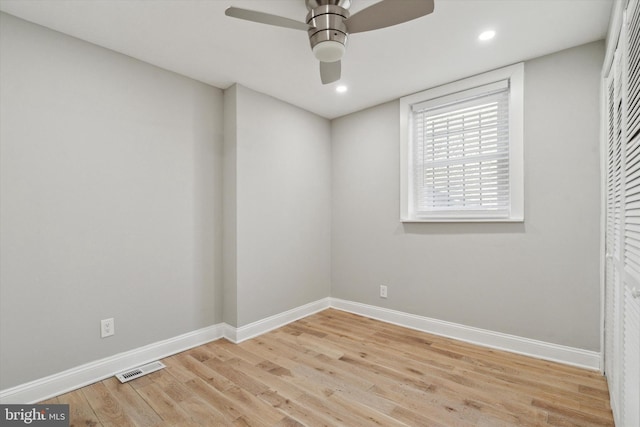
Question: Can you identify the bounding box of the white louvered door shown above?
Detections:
[622,285,640,427]
[622,1,640,425]
[604,1,640,425]
[605,71,616,389]
[605,49,625,422]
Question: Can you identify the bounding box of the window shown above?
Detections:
[400,63,524,222]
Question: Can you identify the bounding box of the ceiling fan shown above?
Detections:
[225,0,435,85]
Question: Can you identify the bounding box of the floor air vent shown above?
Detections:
[115,361,165,383]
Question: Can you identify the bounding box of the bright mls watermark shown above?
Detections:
[1,405,69,426]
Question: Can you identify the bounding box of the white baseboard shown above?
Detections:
[0,323,225,404]
[330,298,601,371]
[1,296,601,404]
[225,298,331,343]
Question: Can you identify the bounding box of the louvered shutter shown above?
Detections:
[623,285,640,427]
[603,1,640,425]
[605,74,618,385]
[605,49,624,420]
[411,81,510,219]
[622,1,640,425]
[628,0,640,142]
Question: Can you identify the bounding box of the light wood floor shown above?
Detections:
[41,309,614,426]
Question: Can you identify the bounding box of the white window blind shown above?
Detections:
[411,82,510,219]
[400,63,523,222]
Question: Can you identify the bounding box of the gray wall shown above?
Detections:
[223,85,238,326]
[225,84,332,326]
[331,41,604,351]
[0,13,224,389]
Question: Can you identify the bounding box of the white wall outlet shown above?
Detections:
[101,318,115,338]
[380,285,388,298]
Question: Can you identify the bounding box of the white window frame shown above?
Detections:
[400,63,525,222]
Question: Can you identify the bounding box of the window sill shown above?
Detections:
[401,217,524,223]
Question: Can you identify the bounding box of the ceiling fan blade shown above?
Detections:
[345,0,434,34]
[225,7,313,31]
[320,61,341,85]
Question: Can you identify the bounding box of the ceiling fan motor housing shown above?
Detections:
[305,0,351,8]
[306,4,350,63]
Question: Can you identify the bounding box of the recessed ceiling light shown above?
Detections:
[336,85,348,93]
[478,30,496,41]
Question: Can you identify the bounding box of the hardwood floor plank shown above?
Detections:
[272,417,306,427]
[56,389,101,427]
[145,368,194,404]
[532,398,615,426]
[203,356,271,396]
[389,404,450,427]
[174,353,235,391]
[218,385,286,426]
[295,391,392,426]
[259,389,334,426]
[225,356,307,401]
[181,376,245,424]
[216,339,266,364]
[178,395,233,426]
[102,377,163,427]
[323,391,409,427]
[159,355,200,383]
[134,382,199,427]
[42,309,613,427]
[81,382,137,427]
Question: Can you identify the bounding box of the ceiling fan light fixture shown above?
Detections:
[313,40,345,62]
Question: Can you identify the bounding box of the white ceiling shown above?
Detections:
[0,0,613,119]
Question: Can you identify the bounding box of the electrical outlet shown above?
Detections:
[380,285,388,298]
[101,318,115,338]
